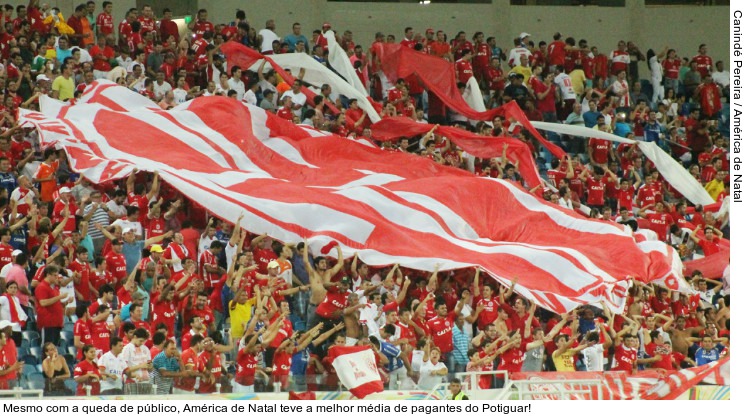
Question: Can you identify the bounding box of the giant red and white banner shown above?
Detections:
[20,81,686,313]
[510,357,729,400]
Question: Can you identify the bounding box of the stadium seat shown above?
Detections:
[17,346,29,359]
[63,354,75,369]
[67,346,77,358]
[28,346,42,360]
[24,373,45,391]
[64,379,77,394]
[61,330,74,343]
[36,364,44,373]
[63,322,74,333]
[23,364,37,377]
[22,331,40,348]
[22,354,38,366]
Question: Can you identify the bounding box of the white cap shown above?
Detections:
[123,227,134,234]
[11,249,23,257]
[36,74,51,82]
[0,320,11,329]
[519,32,531,39]
[59,186,71,194]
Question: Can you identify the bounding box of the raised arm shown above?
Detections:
[325,245,345,278]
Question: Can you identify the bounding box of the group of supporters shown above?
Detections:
[0,1,730,396]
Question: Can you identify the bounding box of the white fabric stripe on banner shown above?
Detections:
[532,121,715,206]
[249,51,381,123]
[324,31,370,99]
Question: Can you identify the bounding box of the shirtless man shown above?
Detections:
[668,315,705,356]
[303,241,344,330]
[342,292,366,345]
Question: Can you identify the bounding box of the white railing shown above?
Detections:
[0,388,44,398]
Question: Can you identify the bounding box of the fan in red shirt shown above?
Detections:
[640,201,675,242]
[611,334,638,373]
[472,32,491,82]
[581,166,618,209]
[197,338,223,393]
[105,239,127,287]
[426,297,465,358]
[455,51,474,85]
[173,334,205,393]
[691,225,724,256]
[189,9,214,40]
[315,278,351,327]
[73,306,93,360]
[69,247,94,303]
[73,345,102,395]
[233,312,284,392]
[96,1,114,35]
[547,33,567,68]
[152,284,178,338]
[137,5,156,34]
[473,276,501,331]
[691,45,713,78]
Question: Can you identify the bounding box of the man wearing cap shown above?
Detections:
[36,73,52,93]
[138,245,168,280]
[508,34,532,68]
[120,226,173,276]
[52,186,80,234]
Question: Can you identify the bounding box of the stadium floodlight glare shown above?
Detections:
[420,0,431,4]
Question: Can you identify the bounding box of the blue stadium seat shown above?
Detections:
[60,331,74,343]
[22,354,38,366]
[66,346,77,358]
[36,364,44,373]
[17,346,29,359]
[63,354,75,370]
[24,373,45,391]
[23,364,37,377]
[22,330,40,342]
[28,346,42,360]
[63,322,74,333]
[64,379,77,394]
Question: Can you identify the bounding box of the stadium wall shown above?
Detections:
[208,0,728,80]
[9,0,728,77]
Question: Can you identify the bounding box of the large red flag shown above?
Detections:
[370,117,542,189]
[376,44,565,159]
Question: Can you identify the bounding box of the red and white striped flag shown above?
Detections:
[329,345,384,399]
[19,81,687,313]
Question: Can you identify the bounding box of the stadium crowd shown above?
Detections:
[0,1,731,396]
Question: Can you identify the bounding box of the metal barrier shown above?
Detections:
[0,388,44,398]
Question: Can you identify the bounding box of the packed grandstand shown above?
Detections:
[0,0,731,399]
